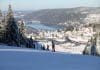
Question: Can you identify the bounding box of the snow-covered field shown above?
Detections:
[0,45,100,70]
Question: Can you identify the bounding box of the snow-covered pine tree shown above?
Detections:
[18,20,27,46]
[0,10,7,43]
[19,20,25,36]
[5,4,20,46]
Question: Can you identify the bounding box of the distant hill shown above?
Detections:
[24,7,100,26]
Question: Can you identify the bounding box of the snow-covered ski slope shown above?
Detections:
[0,45,100,70]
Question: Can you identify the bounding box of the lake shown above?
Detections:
[26,22,63,31]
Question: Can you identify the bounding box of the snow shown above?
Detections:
[69,36,88,43]
[55,44,85,54]
[39,41,86,54]
[0,45,100,70]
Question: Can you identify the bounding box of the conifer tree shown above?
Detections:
[5,4,20,46]
[18,20,27,45]
[19,20,25,36]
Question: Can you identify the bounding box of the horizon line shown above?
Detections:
[1,6,100,11]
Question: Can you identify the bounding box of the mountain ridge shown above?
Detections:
[25,7,100,25]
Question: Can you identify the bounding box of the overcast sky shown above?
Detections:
[0,0,100,11]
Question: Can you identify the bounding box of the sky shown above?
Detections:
[0,0,100,11]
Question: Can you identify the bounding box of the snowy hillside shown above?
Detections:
[0,45,100,70]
